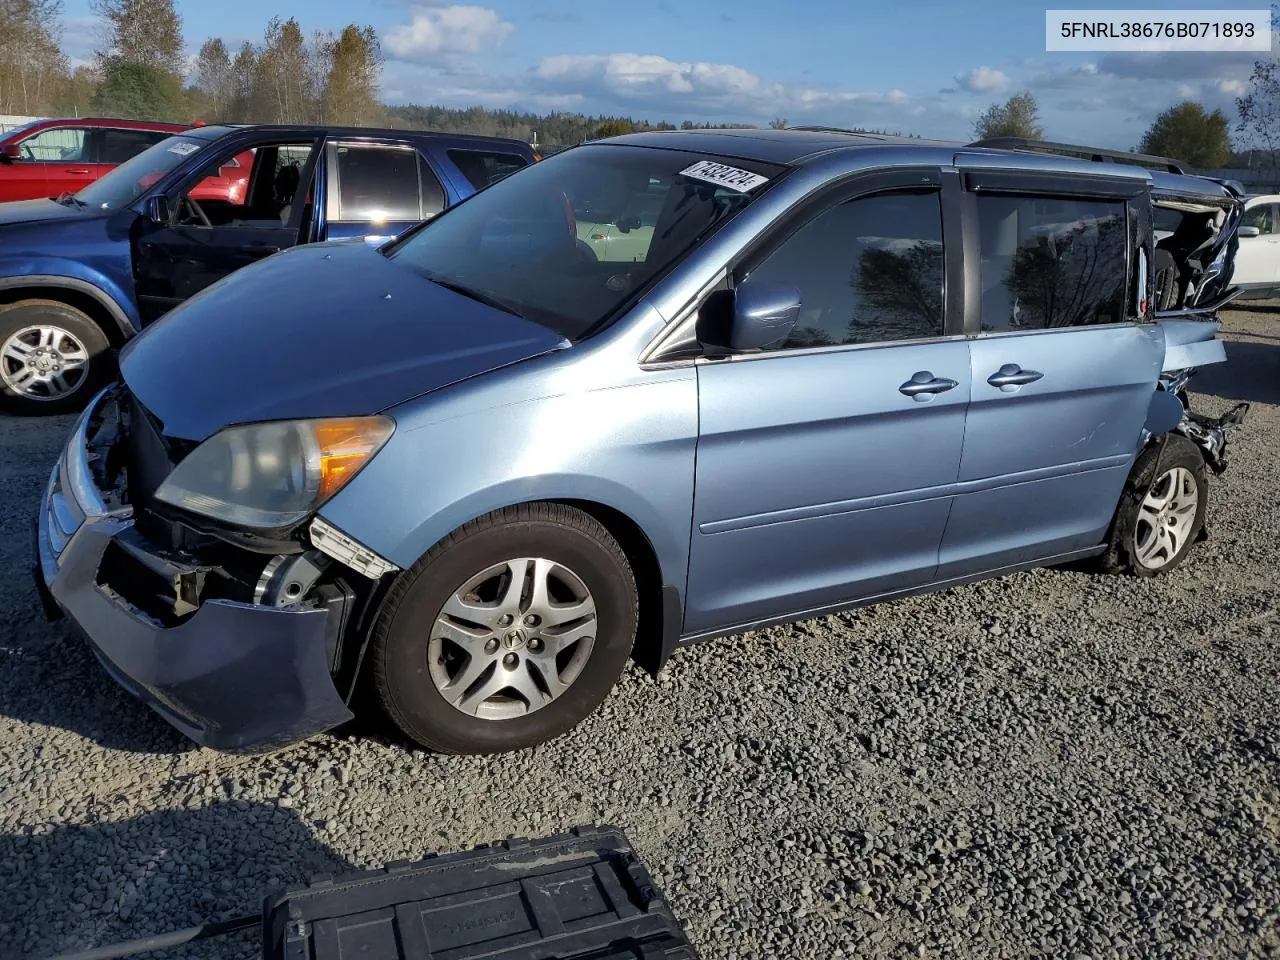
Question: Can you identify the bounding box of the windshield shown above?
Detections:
[386,144,784,339]
[74,135,207,210]
[0,120,43,143]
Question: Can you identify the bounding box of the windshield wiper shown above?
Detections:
[426,276,525,319]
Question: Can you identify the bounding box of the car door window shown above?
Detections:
[334,144,441,222]
[99,129,169,164]
[172,141,317,229]
[447,149,530,190]
[1244,203,1275,234]
[16,127,89,162]
[742,189,946,349]
[974,194,1127,332]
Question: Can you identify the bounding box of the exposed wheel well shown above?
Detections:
[550,499,671,676]
[342,498,678,704]
[0,285,128,347]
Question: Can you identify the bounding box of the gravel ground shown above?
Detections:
[0,308,1277,960]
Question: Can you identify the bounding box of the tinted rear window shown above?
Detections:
[336,144,421,221]
[448,149,530,190]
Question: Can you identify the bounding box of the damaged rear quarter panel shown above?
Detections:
[1158,318,1229,371]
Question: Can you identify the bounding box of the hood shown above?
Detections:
[0,197,98,227]
[120,241,570,441]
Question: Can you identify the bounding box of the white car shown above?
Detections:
[1225,193,1280,300]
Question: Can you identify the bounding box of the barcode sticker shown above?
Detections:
[678,160,769,192]
[167,142,200,156]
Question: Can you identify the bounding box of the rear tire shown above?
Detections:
[1098,434,1207,576]
[0,300,112,416]
[370,503,638,754]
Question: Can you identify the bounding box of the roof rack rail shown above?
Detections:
[786,125,895,138]
[967,137,1190,175]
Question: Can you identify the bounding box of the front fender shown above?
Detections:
[317,370,699,611]
[0,261,139,337]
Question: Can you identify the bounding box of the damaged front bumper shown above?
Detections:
[33,387,357,753]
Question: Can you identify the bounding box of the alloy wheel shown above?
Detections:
[0,325,90,401]
[428,557,598,720]
[1133,465,1199,570]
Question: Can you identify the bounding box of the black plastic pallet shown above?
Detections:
[261,825,697,959]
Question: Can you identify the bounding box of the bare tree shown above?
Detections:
[92,0,183,76]
[322,25,382,126]
[1237,63,1280,167]
[229,40,258,122]
[193,37,233,120]
[0,0,69,114]
[255,17,320,123]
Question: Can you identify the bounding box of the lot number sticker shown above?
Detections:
[167,142,200,156]
[678,160,769,192]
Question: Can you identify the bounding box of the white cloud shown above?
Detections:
[384,5,514,62]
[955,66,1010,94]
[58,15,101,68]
[532,52,911,118]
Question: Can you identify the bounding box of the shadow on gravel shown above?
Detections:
[0,801,352,960]
[0,615,196,756]
[1193,338,1280,406]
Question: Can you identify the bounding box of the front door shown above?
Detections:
[1233,200,1280,290]
[937,173,1162,576]
[685,173,970,634]
[0,125,94,201]
[132,139,321,323]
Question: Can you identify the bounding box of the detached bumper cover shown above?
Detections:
[34,387,353,752]
[1177,401,1250,475]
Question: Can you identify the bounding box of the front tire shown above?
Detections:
[370,503,638,754]
[0,300,112,415]
[1099,434,1207,576]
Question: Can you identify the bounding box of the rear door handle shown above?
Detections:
[64,168,90,175]
[987,364,1044,390]
[899,371,959,399]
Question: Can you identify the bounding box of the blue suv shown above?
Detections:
[0,123,536,414]
[34,130,1249,754]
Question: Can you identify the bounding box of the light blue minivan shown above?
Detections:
[35,129,1249,754]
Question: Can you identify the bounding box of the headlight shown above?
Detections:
[154,416,394,529]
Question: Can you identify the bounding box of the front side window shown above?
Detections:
[171,141,317,228]
[100,128,169,164]
[976,194,1127,332]
[447,149,529,190]
[742,189,946,350]
[17,126,88,162]
[1244,202,1275,234]
[386,145,782,340]
[334,144,424,222]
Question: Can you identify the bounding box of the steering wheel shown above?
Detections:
[181,197,212,228]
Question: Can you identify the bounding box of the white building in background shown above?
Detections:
[0,115,43,134]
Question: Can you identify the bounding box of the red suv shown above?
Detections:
[0,117,194,202]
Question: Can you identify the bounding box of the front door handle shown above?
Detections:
[899,371,959,399]
[987,364,1044,390]
[64,168,90,175]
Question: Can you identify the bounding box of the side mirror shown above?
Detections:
[0,143,20,163]
[1238,225,1261,238]
[728,279,802,350]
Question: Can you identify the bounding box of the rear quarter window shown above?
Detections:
[447,149,530,190]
